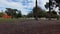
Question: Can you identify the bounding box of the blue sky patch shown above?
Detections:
[0,0,48,15]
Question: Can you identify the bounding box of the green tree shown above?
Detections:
[52,10,57,15]
[53,0,60,20]
[45,0,60,20]
[45,0,53,20]
[27,11,33,18]
[45,10,59,20]
[0,12,3,17]
[15,10,22,18]
[5,8,17,18]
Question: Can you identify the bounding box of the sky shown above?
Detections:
[0,0,48,15]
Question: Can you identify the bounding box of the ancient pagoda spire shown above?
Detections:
[33,0,41,20]
[36,0,37,7]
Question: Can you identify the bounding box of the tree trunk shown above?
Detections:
[49,0,51,20]
[57,16,59,20]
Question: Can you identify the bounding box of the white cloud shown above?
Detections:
[38,0,49,10]
[40,0,48,4]
[0,0,48,15]
[0,0,36,15]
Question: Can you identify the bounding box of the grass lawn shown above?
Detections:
[0,18,17,22]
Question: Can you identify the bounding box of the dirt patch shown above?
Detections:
[0,19,60,34]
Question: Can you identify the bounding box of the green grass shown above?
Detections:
[0,18,16,21]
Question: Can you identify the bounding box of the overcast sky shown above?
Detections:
[0,0,48,15]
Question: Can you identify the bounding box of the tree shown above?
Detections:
[54,0,60,12]
[27,11,33,18]
[5,8,17,18]
[45,0,60,20]
[50,10,57,18]
[54,0,60,20]
[15,10,22,18]
[0,12,3,17]
[55,0,60,3]
[45,0,53,20]
[37,10,46,18]
[52,10,57,15]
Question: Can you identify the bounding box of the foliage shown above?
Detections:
[0,12,3,17]
[27,12,33,18]
[5,8,22,18]
[45,11,59,18]
[5,8,17,18]
[45,0,60,20]
[15,11,22,18]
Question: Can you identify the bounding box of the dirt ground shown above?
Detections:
[0,19,60,34]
